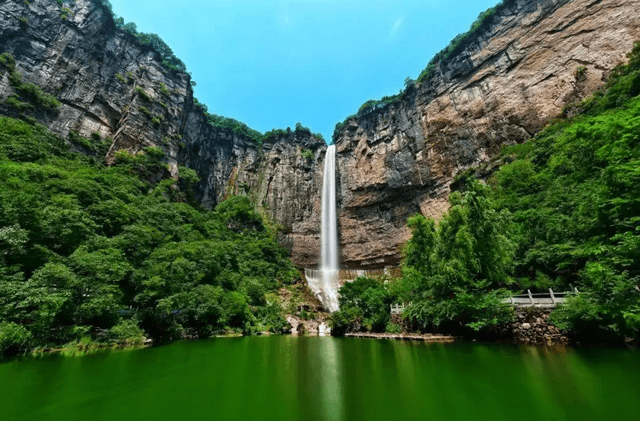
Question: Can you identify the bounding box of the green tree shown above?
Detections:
[403,180,515,332]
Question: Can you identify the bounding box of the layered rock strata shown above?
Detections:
[1,0,639,268]
[0,0,325,266]
[333,0,640,268]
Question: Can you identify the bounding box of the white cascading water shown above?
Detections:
[306,144,340,312]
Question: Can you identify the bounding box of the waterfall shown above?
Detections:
[308,144,340,313]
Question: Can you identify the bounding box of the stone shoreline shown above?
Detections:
[344,332,457,342]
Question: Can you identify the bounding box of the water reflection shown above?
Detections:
[1,338,639,421]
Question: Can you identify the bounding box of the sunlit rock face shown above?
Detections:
[333,0,640,268]
[0,0,191,176]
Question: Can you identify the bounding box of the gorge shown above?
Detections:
[1,0,639,271]
[1,0,640,346]
[2,3,640,419]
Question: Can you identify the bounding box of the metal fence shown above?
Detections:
[390,303,409,315]
[504,288,578,308]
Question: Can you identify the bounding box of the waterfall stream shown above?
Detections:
[307,144,340,312]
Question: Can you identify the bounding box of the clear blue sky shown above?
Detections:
[108,0,499,141]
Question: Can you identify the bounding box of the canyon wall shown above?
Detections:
[0,0,326,267]
[1,0,639,269]
[333,0,640,268]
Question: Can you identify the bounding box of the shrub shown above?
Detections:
[0,52,16,72]
[331,277,395,333]
[1,52,60,110]
[108,320,146,346]
[135,86,152,102]
[294,122,311,135]
[114,149,139,165]
[385,322,403,334]
[139,106,152,118]
[5,93,33,112]
[159,82,170,96]
[205,112,263,145]
[19,82,61,109]
[0,322,33,356]
[60,7,71,20]
[145,146,165,160]
[8,68,23,86]
[300,148,314,161]
[115,73,126,83]
[68,130,95,150]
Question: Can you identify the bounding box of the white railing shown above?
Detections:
[504,288,578,307]
[390,303,407,315]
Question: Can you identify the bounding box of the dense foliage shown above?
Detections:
[495,41,640,342]
[0,117,298,356]
[194,100,325,146]
[330,277,398,335]
[331,181,516,335]
[204,112,264,146]
[400,180,516,332]
[332,41,640,343]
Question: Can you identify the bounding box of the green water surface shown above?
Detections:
[1,337,638,421]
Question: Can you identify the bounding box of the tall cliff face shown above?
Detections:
[333,0,640,268]
[182,122,327,268]
[0,0,326,267]
[0,0,190,171]
[1,0,639,270]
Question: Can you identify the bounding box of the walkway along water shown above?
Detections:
[389,289,578,315]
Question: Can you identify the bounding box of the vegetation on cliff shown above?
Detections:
[1,52,60,112]
[494,41,640,343]
[0,117,298,356]
[331,41,640,344]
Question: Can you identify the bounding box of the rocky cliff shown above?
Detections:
[0,0,326,267]
[182,124,326,267]
[1,0,639,269]
[333,0,640,268]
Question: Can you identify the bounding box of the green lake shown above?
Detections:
[1,337,639,421]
